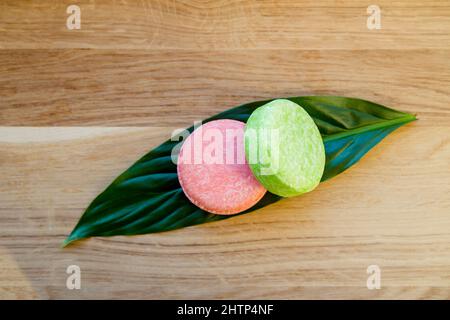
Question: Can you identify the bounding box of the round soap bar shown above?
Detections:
[244,99,325,197]
[177,119,266,215]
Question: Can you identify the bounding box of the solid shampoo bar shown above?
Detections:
[177,119,266,215]
[244,99,325,197]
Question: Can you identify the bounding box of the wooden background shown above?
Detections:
[0,0,449,299]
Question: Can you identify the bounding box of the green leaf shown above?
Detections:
[64,96,415,246]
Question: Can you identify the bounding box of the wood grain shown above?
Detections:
[1,0,450,50]
[0,49,449,126]
[0,0,449,299]
[0,123,449,299]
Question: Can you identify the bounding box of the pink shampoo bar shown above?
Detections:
[177,119,266,215]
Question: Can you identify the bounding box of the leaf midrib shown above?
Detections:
[322,113,416,143]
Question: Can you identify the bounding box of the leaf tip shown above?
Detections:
[61,238,72,248]
[405,112,418,122]
[61,234,80,248]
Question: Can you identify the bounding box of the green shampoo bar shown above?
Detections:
[244,99,325,197]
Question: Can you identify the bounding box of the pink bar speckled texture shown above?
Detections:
[177,120,266,215]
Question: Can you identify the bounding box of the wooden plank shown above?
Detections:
[1,49,449,126]
[1,0,449,300]
[1,0,449,50]
[0,123,449,299]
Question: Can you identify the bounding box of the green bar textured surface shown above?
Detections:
[244,99,325,197]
